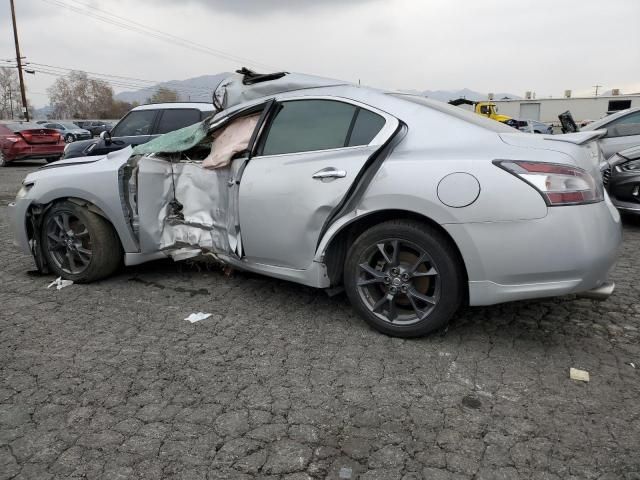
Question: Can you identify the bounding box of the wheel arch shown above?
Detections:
[320,209,469,301]
[26,195,131,252]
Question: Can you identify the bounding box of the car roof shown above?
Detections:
[582,106,640,130]
[132,102,215,112]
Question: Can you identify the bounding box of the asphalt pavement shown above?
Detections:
[1,162,639,479]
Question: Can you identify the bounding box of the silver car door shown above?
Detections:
[238,97,399,269]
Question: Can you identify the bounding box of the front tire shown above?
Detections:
[65,134,75,143]
[41,201,122,283]
[0,150,7,167]
[344,220,464,337]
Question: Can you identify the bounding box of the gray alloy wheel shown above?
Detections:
[44,210,93,275]
[356,239,441,326]
[0,150,6,167]
[344,220,463,337]
[41,201,122,282]
[65,133,75,143]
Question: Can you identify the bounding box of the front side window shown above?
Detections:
[111,110,157,137]
[156,109,202,134]
[261,100,386,156]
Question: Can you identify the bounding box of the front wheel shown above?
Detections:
[41,201,123,283]
[0,150,7,167]
[65,134,75,143]
[344,220,464,337]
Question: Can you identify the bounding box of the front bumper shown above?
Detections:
[8,199,32,255]
[445,197,622,306]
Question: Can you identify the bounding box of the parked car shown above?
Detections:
[75,120,114,137]
[9,71,621,337]
[41,121,91,143]
[601,144,640,215]
[0,122,64,166]
[61,103,215,159]
[515,119,553,134]
[582,107,640,158]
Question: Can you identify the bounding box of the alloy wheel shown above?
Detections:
[356,238,440,325]
[44,211,93,275]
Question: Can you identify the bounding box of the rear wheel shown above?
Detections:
[0,151,7,167]
[344,220,464,337]
[41,201,122,283]
[45,157,60,163]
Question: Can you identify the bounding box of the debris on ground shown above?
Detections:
[47,277,73,290]
[184,312,212,323]
[339,467,353,479]
[629,362,636,369]
[570,367,590,382]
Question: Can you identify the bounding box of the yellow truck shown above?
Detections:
[448,98,514,125]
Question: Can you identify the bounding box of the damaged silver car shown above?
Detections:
[10,69,622,337]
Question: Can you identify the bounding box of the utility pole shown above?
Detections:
[9,0,29,121]
[593,84,602,97]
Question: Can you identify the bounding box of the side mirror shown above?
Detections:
[100,130,112,146]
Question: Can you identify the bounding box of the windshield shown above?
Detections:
[390,94,514,133]
[60,122,80,129]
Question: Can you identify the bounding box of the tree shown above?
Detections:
[0,67,23,120]
[47,70,115,119]
[147,87,179,103]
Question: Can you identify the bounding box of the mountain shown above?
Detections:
[417,88,521,102]
[115,73,231,104]
[115,74,521,105]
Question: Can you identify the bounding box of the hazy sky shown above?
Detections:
[2,0,639,107]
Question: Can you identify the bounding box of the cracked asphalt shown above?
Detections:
[1,162,639,479]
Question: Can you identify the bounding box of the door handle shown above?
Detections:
[312,168,347,179]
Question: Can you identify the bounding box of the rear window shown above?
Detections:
[389,93,515,133]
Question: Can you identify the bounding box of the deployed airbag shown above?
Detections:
[203,114,260,169]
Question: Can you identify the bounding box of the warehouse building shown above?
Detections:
[490,91,640,125]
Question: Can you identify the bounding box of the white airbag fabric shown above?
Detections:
[203,114,260,169]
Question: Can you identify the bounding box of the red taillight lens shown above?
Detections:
[495,160,604,206]
[5,135,21,143]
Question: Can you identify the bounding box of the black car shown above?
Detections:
[62,103,215,159]
[602,144,640,215]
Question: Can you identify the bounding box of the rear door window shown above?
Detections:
[111,110,158,137]
[155,109,202,134]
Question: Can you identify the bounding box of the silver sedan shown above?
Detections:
[9,71,622,337]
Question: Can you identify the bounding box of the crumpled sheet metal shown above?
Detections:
[136,157,234,254]
[213,72,348,111]
[132,120,209,155]
[203,114,260,169]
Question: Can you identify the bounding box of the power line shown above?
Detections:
[38,0,278,71]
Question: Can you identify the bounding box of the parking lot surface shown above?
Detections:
[1,164,639,480]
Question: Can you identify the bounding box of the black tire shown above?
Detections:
[45,157,60,163]
[344,219,464,337]
[41,201,122,283]
[65,134,75,143]
[0,150,7,167]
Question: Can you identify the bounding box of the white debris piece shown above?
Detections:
[570,368,590,382]
[184,312,212,323]
[47,277,74,290]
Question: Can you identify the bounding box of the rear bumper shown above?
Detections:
[445,198,622,306]
[7,144,64,161]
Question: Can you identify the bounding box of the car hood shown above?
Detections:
[29,146,132,182]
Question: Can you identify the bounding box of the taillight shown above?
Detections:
[495,160,604,206]
[5,135,21,143]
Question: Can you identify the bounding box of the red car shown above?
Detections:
[0,122,65,167]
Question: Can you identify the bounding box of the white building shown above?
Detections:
[491,92,640,124]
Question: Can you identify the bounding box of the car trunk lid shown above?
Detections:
[19,128,61,145]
